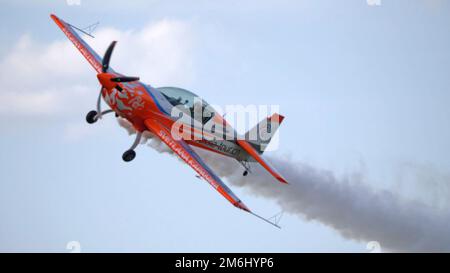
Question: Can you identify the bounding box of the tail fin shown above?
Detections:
[245,113,284,154]
[50,14,103,73]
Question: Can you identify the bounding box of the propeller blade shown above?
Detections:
[111,76,140,83]
[102,41,117,72]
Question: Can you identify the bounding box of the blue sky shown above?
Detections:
[0,0,449,252]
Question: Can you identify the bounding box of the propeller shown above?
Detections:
[90,41,139,122]
[111,76,140,83]
[102,41,116,72]
[99,41,139,91]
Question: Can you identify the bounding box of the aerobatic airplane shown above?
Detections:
[51,14,287,227]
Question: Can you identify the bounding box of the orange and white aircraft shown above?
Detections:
[51,14,287,227]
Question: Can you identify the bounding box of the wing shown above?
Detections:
[144,118,251,212]
[50,14,103,73]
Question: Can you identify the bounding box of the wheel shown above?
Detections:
[243,170,248,176]
[86,110,98,124]
[122,150,136,162]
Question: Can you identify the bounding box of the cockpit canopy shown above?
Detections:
[157,87,216,124]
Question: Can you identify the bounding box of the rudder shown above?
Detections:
[244,113,284,154]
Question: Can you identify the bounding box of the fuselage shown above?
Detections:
[98,73,250,161]
[98,72,173,132]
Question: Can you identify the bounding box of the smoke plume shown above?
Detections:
[118,118,450,252]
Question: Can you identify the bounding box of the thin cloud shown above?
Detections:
[0,19,195,132]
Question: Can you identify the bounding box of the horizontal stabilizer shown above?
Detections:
[236,139,288,184]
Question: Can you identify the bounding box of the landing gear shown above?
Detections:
[85,109,114,124]
[86,87,117,125]
[122,150,136,162]
[122,132,142,162]
[86,110,98,124]
[86,89,116,124]
[240,160,251,177]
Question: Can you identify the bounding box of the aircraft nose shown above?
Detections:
[97,73,115,90]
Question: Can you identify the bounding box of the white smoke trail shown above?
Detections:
[118,118,450,252]
[203,152,450,252]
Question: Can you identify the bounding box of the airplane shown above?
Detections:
[50,14,287,228]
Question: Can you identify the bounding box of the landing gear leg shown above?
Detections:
[240,160,251,176]
[86,109,114,124]
[122,131,142,162]
[95,90,103,119]
[86,88,115,124]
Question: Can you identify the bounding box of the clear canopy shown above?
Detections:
[157,87,216,124]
